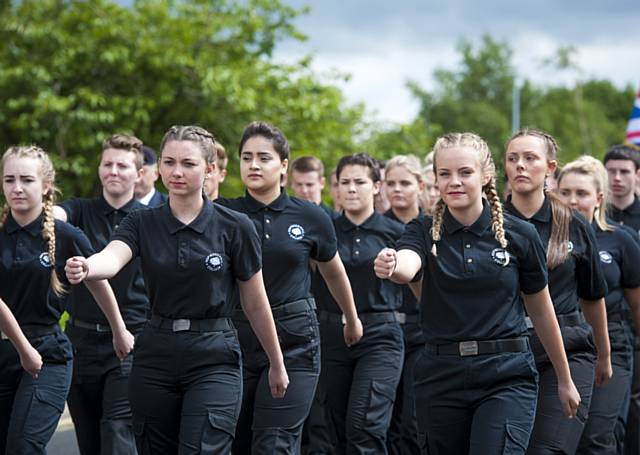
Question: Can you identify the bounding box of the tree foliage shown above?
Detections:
[0,0,363,197]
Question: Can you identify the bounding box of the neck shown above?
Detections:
[510,188,545,219]
[206,188,218,201]
[391,205,420,224]
[11,207,42,227]
[447,199,484,227]
[345,206,374,226]
[168,192,204,225]
[248,185,281,205]
[103,189,134,209]
[611,192,635,211]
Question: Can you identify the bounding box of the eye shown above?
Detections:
[437,171,449,178]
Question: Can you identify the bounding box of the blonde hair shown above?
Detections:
[430,132,507,256]
[385,155,423,183]
[160,125,218,165]
[506,128,572,268]
[0,146,66,295]
[558,155,613,232]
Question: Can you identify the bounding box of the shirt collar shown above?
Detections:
[336,211,379,232]
[137,188,156,206]
[504,195,552,223]
[243,189,289,213]
[443,200,492,236]
[98,195,140,216]
[383,208,423,224]
[4,213,43,237]
[622,197,640,215]
[165,198,214,235]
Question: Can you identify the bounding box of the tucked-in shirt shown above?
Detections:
[397,202,548,344]
[504,196,607,314]
[60,196,149,327]
[315,211,405,314]
[0,214,94,327]
[217,191,337,307]
[593,220,640,316]
[112,199,261,319]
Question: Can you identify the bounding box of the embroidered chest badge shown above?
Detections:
[39,252,52,268]
[599,251,613,264]
[288,224,305,240]
[567,241,574,253]
[205,253,223,272]
[491,248,510,267]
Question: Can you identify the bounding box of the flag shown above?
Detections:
[626,87,640,146]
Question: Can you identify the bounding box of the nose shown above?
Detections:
[348,182,356,192]
[249,158,260,170]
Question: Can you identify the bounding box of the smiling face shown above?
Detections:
[557,171,602,222]
[159,140,209,197]
[434,146,488,213]
[505,135,556,196]
[384,165,421,211]
[240,135,287,193]
[2,156,49,220]
[338,164,379,217]
[99,147,142,199]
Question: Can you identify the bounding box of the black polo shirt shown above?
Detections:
[397,202,548,344]
[59,196,149,327]
[112,199,261,319]
[609,197,640,233]
[216,191,337,307]
[504,196,607,314]
[0,214,94,327]
[384,208,423,316]
[314,211,404,314]
[319,202,339,220]
[593,220,640,316]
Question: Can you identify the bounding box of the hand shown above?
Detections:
[558,378,581,418]
[268,364,289,399]
[374,248,397,279]
[594,355,612,387]
[65,256,89,284]
[343,317,363,347]
[112,328,135,360]
[19,345,43,378]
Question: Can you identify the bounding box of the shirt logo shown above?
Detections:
[39,252,52,268]
[205,253,223,272]
[599,251,613,264]
[567,241,574,253]
[288,224,305,240]
[491,248,510,267]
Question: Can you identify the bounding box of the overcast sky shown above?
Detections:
[274,0,640,125]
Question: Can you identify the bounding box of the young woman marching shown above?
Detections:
[310,152,405,454]
[382,155,425,455]
[375,132,579,455]
[556,156,640,454]
[0,145,133,454]
[503,129,611,454]
[216,121,362,454]
[65,125,288,454]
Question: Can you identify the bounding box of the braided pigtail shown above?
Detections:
[430,198,445,256]
[42,190,66,296]
[484,179,508,248]
[0,203,9,228]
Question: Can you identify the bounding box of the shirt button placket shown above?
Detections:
[463,234,474,273]
[264,209,272,242]
[178,235,188,269]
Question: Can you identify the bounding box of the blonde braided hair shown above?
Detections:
[1,145,66,295]
[430,132,507,256]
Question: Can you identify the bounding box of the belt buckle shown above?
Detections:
[396,312,407,324]
[96,323,108,333]
[459,340,478,356]
[340,314,346,325]
[172,319,191,332]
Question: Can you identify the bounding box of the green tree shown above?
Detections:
[0,0,363,198]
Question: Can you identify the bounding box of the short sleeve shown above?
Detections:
[512,222,548,295]
[111,211,140,257]
[58,199,82,224]
[310,207,338,263]
[395,216,430,273]
[575,219,608,300]
[230,213,262,281]
[57,223,96,286]
[618,228,640,289]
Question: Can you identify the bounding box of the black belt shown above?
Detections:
[68,317,112,333]
[525,311,584,329]
[425,337,530,356]
[1,324,59,340]
[234,298,316,321]
[149,315,232,332]
[397,312,419,325]
[318,310,399,325]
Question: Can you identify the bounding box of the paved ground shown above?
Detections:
[48,406,80,455]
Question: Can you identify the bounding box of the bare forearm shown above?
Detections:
[318,258,358,323]
[84,280,127,333]
[581,298,611,359]
[0,302,32,356]
[85,250,124,281]
[389,250,422,284]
